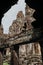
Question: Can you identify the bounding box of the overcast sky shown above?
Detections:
[2,0,26,34]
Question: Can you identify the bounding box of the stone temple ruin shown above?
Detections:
[0,4,43,65]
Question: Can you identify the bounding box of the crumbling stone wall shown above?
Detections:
[19,43,42,65]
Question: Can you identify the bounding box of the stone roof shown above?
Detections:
[0,4,36,47]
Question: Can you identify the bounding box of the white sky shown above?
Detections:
[2,0,26,34]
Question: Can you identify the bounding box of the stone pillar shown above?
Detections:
[5,48,11,63]
[34,42,41,55]
[11,50,19,65]
[19,45,27,65]
[6,48,11,56]
[0,52,3,65]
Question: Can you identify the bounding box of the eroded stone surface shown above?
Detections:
[0,3,42,65]
[19,43,42,65]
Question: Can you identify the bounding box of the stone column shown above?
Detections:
[6,48,11,56]
[11,50,19,65]
[19,45,27,65]
[34,42,41,55]
[0,52,3,65]
[5,48,11,63]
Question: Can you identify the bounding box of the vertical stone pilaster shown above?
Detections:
[34,42,41,55]
[19,45,27,65]
[6,48,11,56]
[11,50,19,65]
[5,48,11,62]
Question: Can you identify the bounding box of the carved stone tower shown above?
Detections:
[19,4,42,65]
[0,1,42,65]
